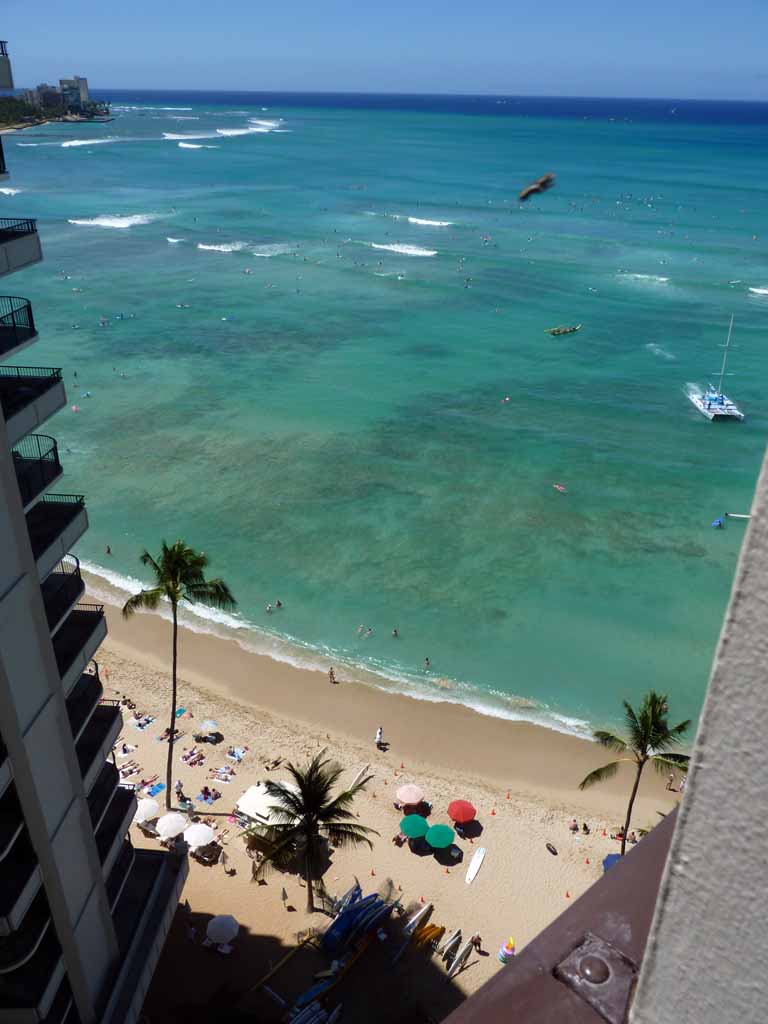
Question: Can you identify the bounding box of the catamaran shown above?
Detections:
[687,315,744,421]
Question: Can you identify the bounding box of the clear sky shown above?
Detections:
[3,0,766,101]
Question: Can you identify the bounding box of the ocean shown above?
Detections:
[5,91,768,738]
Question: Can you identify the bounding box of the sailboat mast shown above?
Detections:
[718,314,734,395]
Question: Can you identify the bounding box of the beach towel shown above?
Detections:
[175,707,186,718]
[196,794,214,804]
[146,783,166,798]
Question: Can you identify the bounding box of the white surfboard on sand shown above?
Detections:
[404,902,432,935]
[447,938,473,979]
[438,927,461,957]
[466,847,486,884]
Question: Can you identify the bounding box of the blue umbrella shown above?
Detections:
[602,853,622,873]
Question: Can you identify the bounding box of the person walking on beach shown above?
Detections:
[329,667,337,685]
[375,726,383,750]
[666,772,675,791]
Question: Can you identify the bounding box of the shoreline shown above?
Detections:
[88,568,679,820]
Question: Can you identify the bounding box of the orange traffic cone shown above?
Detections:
[444,867,450,874]
[505,791,510,800]
[400,762,405,769]
[419,895,425,904]
[491,807,496,816]
[565,891,571,899]
[371,867,376,876]
[585,858,590,865]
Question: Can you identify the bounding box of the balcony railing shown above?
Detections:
[40,556,84,634]
[0,888,52,975]
[0,298,36,359]
[65,662,103,742]
[75,703,121,790]
[26,494,86,565]
[0,137,6,177]
[106,841,136,910]
[88,760,119,831]
[0,221,37,244]
[0,366,63,422]
[11,434,61,508]
[0,827,40,932]
[52,604,105,684]
[96,787,136,870]
[0,784,23,862]
[0,923,63,1016]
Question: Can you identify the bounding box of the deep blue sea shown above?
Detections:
[5,91,768,737]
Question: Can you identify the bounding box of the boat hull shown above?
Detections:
[687,392,744,422]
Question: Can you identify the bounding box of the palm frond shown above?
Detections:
[321,822,378,849]
[579,760,622,790]
[593,731,628,755]
[651,752,690,774]
[122,587,163,618]
[183,577,237,611]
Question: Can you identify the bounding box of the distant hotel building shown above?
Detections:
[0,40,187,1024]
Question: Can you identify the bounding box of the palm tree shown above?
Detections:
[122,540,236,810]
[247,751,379,912]
[579,691,690,856]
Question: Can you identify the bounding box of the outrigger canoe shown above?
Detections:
[545,324,582,336]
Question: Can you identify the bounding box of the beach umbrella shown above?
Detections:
[400,814,429,839]
[184,823,215,850]
[206,914,239,944]
[396,783,424,806]
[425,824,455,850]
[200,719,218,733]
[156,812,187,839]
[602,853,622,873]
[448,800,476,825]
[133,798,159,824]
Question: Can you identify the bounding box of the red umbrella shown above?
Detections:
[448,800,477,824]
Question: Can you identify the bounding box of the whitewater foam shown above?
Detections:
[407,216,454,227]
[163,132,219,141]
[178,142,203,149]
[0,187,22,195]
[620,272,669,284]
[68,213,161,229]
[166,237,184,244]
[197,241,249,253]
[645,343,676,360]
[61,137,117,148]
[251,243,298,257]
[748,287,768,296]
[371,242,437,257]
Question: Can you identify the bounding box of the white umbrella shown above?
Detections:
[200,719,218,733]
[134,798,159,824]
[206,914,239,944]
[184,823,215,850]
[156,812,188,839]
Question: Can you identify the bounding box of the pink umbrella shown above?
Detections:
[396,783,424,806]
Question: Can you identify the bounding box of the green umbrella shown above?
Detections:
[400,814,429,839]
[425,823,455,849]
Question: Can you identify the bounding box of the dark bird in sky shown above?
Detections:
[519,172,556,202]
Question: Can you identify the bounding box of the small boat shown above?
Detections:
[687,315,744,421]
[545,324,581,336]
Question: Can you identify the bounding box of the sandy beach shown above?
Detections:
[85,570,683,1018]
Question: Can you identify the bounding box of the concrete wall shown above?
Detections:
[631,450,768,1023]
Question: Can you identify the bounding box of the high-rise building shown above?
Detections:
[0,41,187,1024]
[59,78,89,111]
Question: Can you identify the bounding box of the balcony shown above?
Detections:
[0,924,64,1021]
[26,495,88,580]
[87,760,119,831]
[75,703,122,794]
[0,224,42,280]
[0,785,23,863]
[65,663,103,744]
[0,827,42,937]
[0,734,8,800]
[0,367,65,447]
[51,604,106,697]
[102,850,188,1024]
[0,889,52,976]
[95,787,136,876]
[41,976,78,1024]
[11,435,62,511]
[0,137,7,180]
[106,841,136,911]
[41,557,84,636]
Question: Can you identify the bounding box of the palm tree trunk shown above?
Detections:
[621,761,644,856]
[305,851,315,913]
[166,602,178,811]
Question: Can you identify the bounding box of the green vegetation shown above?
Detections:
[246,752,378,911]
[0,96,44,128]
[122,540,236,810]
[579,690,690,855]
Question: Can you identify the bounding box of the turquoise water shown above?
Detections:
[5,95,768,736]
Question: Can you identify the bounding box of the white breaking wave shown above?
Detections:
[247,118,283,129]
[620,272,669,284]
[407,216,453,226]
[748,287,768,296]
[61,137,118,148]
[178,142,202,149]
[163,131,219,141]
[252,243,298,257]
[68,213,161,229]
[197,241,249,253]
[17,142,40,147]
[166,237,184,244]
[371,242,437,257]
[0,187,22,195]
[169,115,200,121]
[645,343,676,360]
[113,105,193,111]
